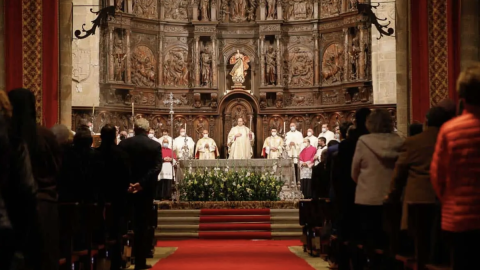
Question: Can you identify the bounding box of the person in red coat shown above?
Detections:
[431,62,480,270]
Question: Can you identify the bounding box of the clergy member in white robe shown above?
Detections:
[285,123,304,163]
[262,128,284,159]
[302,128,318,150]
[173,128,195,159]
[160,130,173,149]
[318,124,335,144]
[148,129,162,144]
[227,117,255,159]
[195,129,219,160]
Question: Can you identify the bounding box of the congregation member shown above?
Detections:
[157,137,176,200]
[333,125,341,141]
[119,118,163,270]
[117,130,128,144]
[127,128,134,138]
[95,124,130,270]
[262,127,284,159]
[0,91,39,270]
[195,129,219,159]
[299,138,316,199]
[303,128,318,150]
[173,128,195,159]
[9,88,62,270]
[431,63,480,270]
[318,123,334,144]
[227,117,255,159]
[160,129,173,149]
[148,128,162,144]
[352,109,403,253]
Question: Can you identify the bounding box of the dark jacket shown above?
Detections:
[119,134,163,198]
[388,127,440,230]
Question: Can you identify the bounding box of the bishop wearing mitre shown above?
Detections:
[173,128,195,159]
[285,122,304,163]
[262,128,284,159]
[195,129,219,159]
[227,117,255,159]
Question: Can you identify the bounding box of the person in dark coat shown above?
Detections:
[95,124,131,270]
[8,88,61,270]
[119,118,162,270]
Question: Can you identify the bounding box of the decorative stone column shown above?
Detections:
[192,0,199,21]
[260,0,266,21]
[212,36,218,87]
[59,0,73,127]
[313,0,319,19]
[358,24,366,80]
[395,0,409,136]
[126,29,131,83]
[343,28,349,82]
[313,33,319,85]
[277,2,283,20]
[211,0,217,21]
[260,36,265,86]
[275,35,282,86]
[108,27,114,82]
[160,1,165,20]
[158,36,164,86]
[195,37,201,87]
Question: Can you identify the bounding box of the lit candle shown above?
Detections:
[131,102,134,116]
[92,104,95,116]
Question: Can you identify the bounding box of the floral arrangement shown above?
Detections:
[178,169,284,201]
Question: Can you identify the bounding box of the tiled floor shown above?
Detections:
[289,246,330,270]
[125,247,177,269]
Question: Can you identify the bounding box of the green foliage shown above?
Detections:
[178,169,284,201]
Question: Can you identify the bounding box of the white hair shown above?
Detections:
[134,118,150,131]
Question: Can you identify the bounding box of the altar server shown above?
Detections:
[285,122,304,162]
[160,129,173,149]
[227,117,255,159]
[173,128,195,159]
[157,138,176,200]
[302,128,318,150]
[318,123,335,144]
[195,129,219,160]
[262,128,284,159]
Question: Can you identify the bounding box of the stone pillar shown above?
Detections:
[195,37,201,87]
[160,1,165,20]
[343,28,349,82]
[193,0,199,21]
[0,0,4,90]
[460,0,480,69]
[212,36,218,87]
[108,27,114,82]
[275,35,282,86]
[313,0,319,19]
[126,29,131,83]
[277,2,283,20]
[211,0,217,21]
[158,36,164,86]
[260,36,265,85]
[395,0,409,137]
[59,0,73,128]
[313,33,319,85]
[358,24,366,80]
[260,0,266,20]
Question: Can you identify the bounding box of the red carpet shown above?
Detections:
[198,231,271,239]
[199,223,270,231]
[200,209,270,215]
[154,239,314,270]
[199,215,271,223]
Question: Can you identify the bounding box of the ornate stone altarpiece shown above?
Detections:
[73,0,396,158]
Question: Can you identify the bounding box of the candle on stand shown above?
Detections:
[185,123,187,134]
[284,122,286,134]
[131,102,134,116]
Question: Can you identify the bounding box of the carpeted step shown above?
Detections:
[198,231,272,239]
[199,215,271,223]
[199,209,270,215]
[157,210,200,217]
[199,223,271,231]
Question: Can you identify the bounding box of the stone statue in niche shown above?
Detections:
[174,118,186,136]
[231,0,247,21]
[349,0,357,10]
[227,0,257,22]
[113,31,126,82]
[349,36,360,80]
[164,49,189,87]
[266,0,276,20]
[131,46,156,87]
[115,0,124,11]
[285,0,313,21]
[232,105,247,126]
[265,46,276,85]
[132,0,157,19]
[287,48,313,87]
[200,46,212,87]
[200,0,210,21]
[196,118,206,139]
[180,93,190,105]
[322,43,344,84]
[321,0,340,16]
[164,0,188,20]
[229,50,250,88]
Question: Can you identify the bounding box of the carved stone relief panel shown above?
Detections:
[328,112,343,129]
[284,46,314,87]
[266,0,278,20]
[283,0,314,21]
[311,114,327,135]
[132,0,157,20]
[163,47,190,87]
[193,116,209,141]
[173,116,188,137]
[284,93,314,107]
[148,115,168,136]
[161,93,193,107]
[268,116,285,133]
[289,115,306,133]
[320,0,341,19]
[321,43,345,85]
[164,0,189,21]
[321,89,344,105]
[130,90,156,106]
[199,0,210,21]
[131,45,156,87]
[220,0,258,23]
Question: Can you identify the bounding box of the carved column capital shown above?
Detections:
[275,34,281,40]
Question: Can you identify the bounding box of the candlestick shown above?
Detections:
[185,123,187,135]
[131,102,134,116]
[284,122,286,134]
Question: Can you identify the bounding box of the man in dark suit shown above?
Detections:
[119,119,162,270]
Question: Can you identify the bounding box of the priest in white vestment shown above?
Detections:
[227,117,255,159]
[173,128,195,159]
[262,128,284,159]
[285,123,304,163]
[318,124,335,144]
[148,129,162,144]
[160,130,173,149]
[302,128,318,150]
[195,129,219,159]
